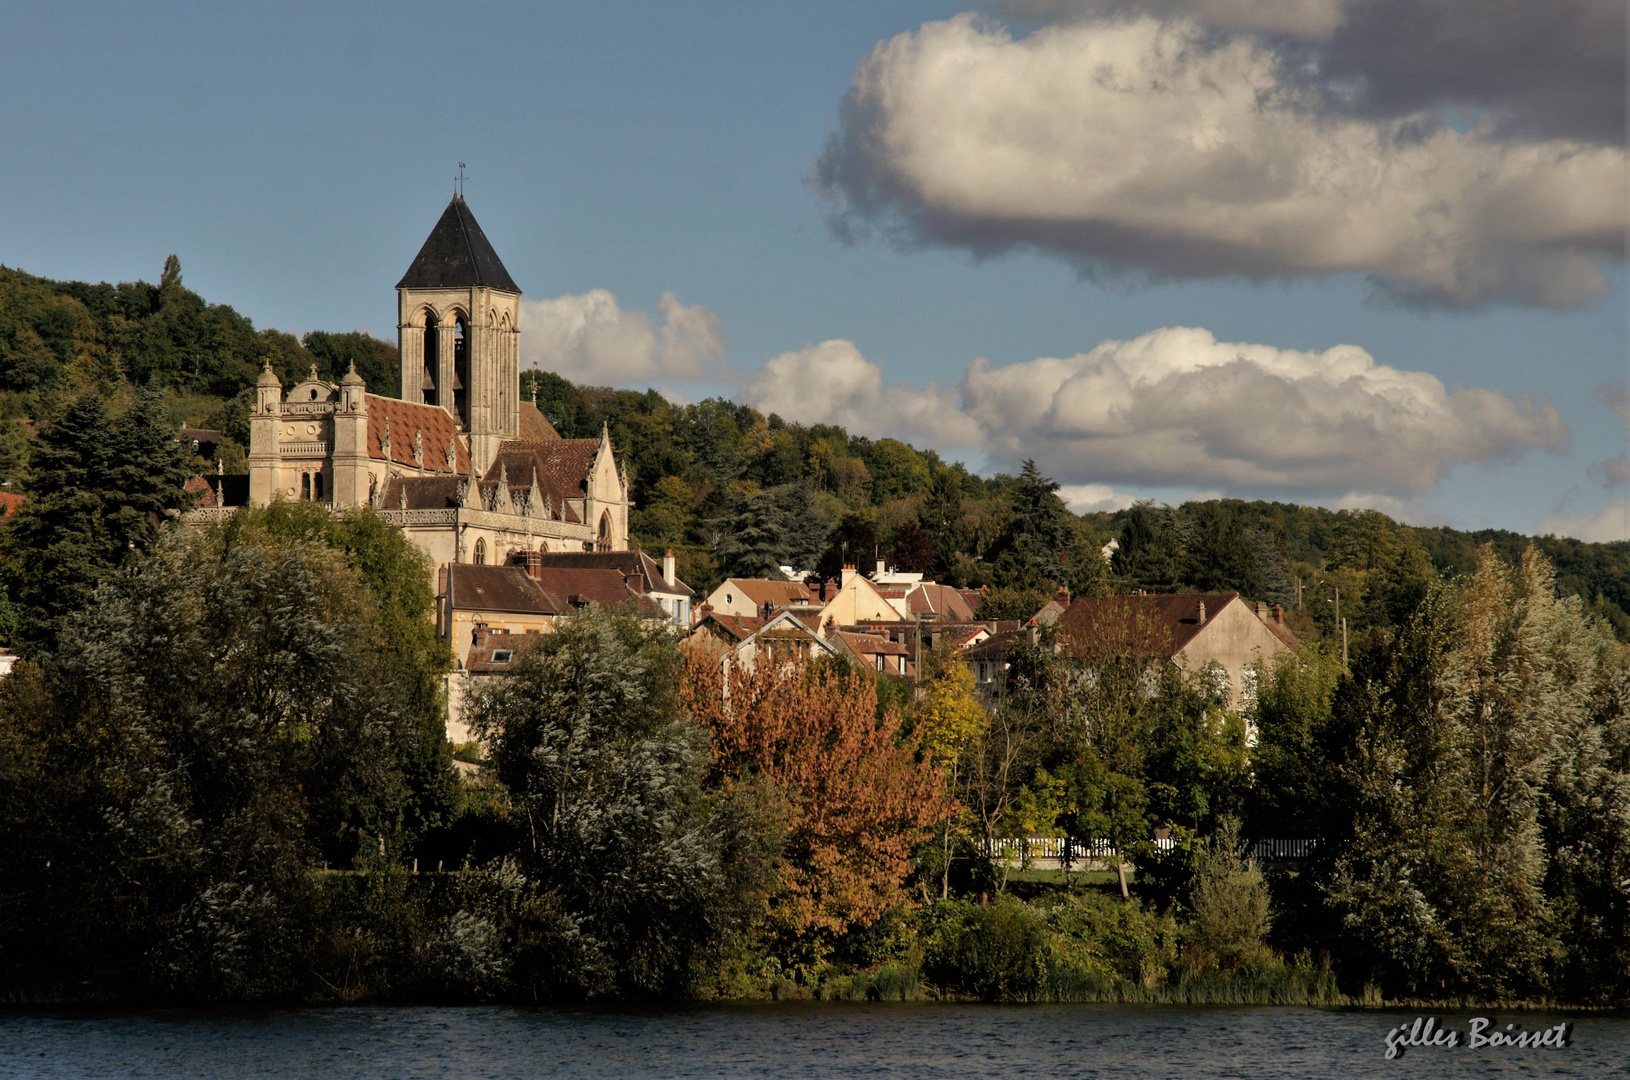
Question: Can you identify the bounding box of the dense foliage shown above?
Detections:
[0,267,1627,1006]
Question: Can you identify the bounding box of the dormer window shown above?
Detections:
[491,650,513,664]
[311,388,318,400]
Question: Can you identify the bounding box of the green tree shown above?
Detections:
[999,460,1074,586]
[0,519,438,999]
[719,490,790,580]
[303,330,399,397]
[1112,502,1185,592]
[467,606,778,996]
[1188,817,1271,969]
[1,390,194,652]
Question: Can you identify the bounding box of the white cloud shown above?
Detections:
[1057,483,1143,512]
[738,326,1569,501]
[815,15,1626,306]
[993,0,1351,39]
[520,289,724,385]
[741,338,984,449]
[1536,499,1630,543]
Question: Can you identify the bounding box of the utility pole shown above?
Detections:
[1342,616,1349,666]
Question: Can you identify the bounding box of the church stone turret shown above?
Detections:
[395,197,522,476]
[330,363,371,507]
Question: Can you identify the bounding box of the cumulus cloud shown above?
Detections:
[992,0,1351,38]
[741,338,984,449]
[816,14,1626,306]
[740,326,1569,501]
[987,0,1625,143]
[1057,483,1144,513]
[520,289,724,384]
[1536,498,1630,543]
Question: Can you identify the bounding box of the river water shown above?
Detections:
[2,1003,1626,1078]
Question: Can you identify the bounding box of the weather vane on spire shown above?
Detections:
[455,162,467,198]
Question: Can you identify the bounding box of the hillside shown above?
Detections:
[3,261,1625,639]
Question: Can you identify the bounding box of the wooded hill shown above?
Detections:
[3,259,1625,640]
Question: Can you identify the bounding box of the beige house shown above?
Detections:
[700,577,820,620]
[1057,593,1296,707]
[816,566,909,630]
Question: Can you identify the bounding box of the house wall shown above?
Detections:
[818,577,906,629]
[702,580,767,618]
[1171,599,1291,707]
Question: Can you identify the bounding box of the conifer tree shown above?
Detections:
[1,390,194,652]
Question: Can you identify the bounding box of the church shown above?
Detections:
[238,196,631,567]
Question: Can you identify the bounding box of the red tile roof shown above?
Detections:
[367,395,469,473]
[527,566,658,613]
[465,630,543,673]
[908,582,976,621]
[526,550,693,595]
[1057,593,1292,658]
[724,578,816,609]
[518,402,560,442]
[381,475,466,510]
[448,565,563,615]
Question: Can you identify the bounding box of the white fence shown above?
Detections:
[985,835,1315,869]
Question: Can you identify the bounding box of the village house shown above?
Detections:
[699,577,821,621]
[1056,592,1296,706]
[522,548,693,626]
[690,608,837,669]
[441,556,664,739]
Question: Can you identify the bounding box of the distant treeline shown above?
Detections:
[0,292,1625,1005]
[1,260,1626,644]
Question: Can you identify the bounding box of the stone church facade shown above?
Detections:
[236,196,630,567]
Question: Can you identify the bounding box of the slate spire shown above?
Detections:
[396,197,520,293]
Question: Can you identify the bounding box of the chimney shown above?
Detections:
[842,562,857,588]
[628,569,645,595]
[663,548,676,586]
[1256,601,1267,620]
[1198,601,1207,625]
[876,558,886,578]
[1273,603,1284,625]
[1055,585,1070,604]
[1026,621,1040,646]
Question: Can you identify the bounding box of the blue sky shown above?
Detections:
[2,0,1624,537]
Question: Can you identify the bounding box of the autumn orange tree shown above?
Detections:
[680,650,952,966]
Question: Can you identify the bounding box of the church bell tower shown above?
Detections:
[396,196,522,476]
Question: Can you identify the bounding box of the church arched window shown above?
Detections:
[301,473,311,500]
[452,314,471,430]
[422,312,439,407]
[473,537,486,565]
[597,511,612,551]
[313,471,324,501]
